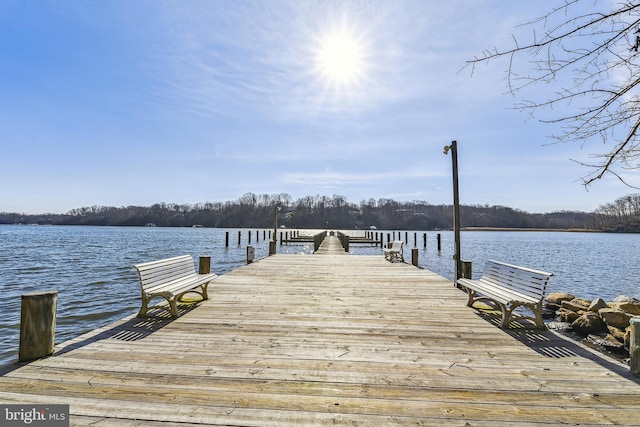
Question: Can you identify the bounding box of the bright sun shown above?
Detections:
[315,30,366,87]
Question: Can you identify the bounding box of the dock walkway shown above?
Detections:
[314,234,347,254]
[1,237,639,425]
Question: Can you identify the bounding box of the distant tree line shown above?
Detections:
[592,193,640,232]
[0,193,609,230]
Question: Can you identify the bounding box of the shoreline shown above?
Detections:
[461,227,600,232]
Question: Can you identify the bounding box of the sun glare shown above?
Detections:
[315,30,367,87]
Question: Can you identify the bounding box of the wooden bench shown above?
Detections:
[133,255,216,318]
[456,260,553,329]
[383,240,404,262]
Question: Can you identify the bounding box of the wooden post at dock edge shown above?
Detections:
[411,248,419,267]
[247,246,255,264]
[461,261,472,280]
[19,291,57,363]
[631,318,640,377]
[199,256,211,274]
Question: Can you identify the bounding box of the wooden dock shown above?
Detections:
[1,236,640,425]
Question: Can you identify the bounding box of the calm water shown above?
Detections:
[1,225,638,369]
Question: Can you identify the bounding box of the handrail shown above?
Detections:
[313,231,327,252]
[336,231,350,252]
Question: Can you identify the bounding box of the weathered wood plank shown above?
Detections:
[2,237,639,425]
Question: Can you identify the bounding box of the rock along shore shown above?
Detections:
[545,293,640,359]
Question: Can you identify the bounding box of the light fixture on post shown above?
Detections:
[270,205,281,255]
[444,140,462,282]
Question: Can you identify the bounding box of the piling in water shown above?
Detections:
[631,318,640,377]
[19,291,57,363]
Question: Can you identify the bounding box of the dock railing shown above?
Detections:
[313,231,327,252]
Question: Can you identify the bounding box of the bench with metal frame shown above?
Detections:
[383,240,404,262]
[456,259,553,329]
[134,255,216,318]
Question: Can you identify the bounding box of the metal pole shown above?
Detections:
[452,141,462,280]
[273,206,278,244]
[445,140,462,281]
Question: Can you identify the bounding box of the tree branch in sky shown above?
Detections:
[466,0,640,187]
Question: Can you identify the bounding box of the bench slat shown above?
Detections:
[458,278,539,305]
[479,275,546,300]
[138,265,197,286]
[144,274,215,296]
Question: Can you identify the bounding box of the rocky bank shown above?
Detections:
[545,293,640,358]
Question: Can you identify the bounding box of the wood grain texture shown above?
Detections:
[2,236,639,426]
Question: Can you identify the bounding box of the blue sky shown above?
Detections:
[1,0,636,214]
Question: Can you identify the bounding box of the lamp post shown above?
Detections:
[444,140,462,281]
[273,205,281,242]
[270,205,281,255]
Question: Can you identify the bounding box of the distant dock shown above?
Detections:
[1,235,639,425]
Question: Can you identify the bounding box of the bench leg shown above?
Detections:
[531,301,546,329]
[387,252,403,263]
[504,302,547,329]
[463,288,476,307]
[168,299,179,317]
[500,302,514,328]
[464,290,513,328]
[137,296,150,318]
[139,295,179,318]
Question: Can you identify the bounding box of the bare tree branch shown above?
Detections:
[466,1,640,186]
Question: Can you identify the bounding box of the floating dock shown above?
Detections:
[1,236,639,425]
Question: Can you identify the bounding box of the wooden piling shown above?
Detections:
[198,256,211,274]
[461,261,472,279]
[437,233,441,251]
[19,291,57,362]
[247,246,255,264]
[631,318,640,377]
[423,233,427,247]
[237,230,241,245]
[225,231,229,247]
[411,248,419,267]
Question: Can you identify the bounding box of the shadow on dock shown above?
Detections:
[472,308,639,384]
[0,304,199,376]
